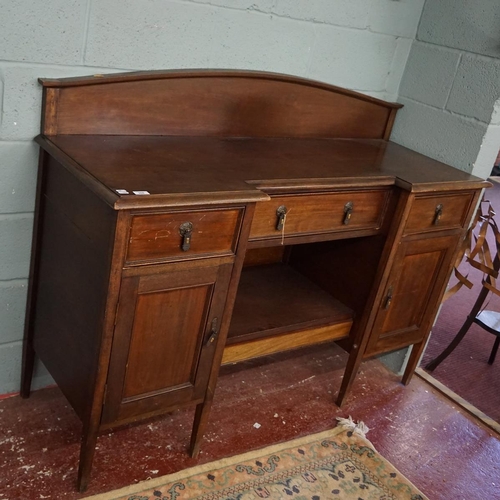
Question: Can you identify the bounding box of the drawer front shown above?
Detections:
[249,189,390,241]
[126,208,243,264]
[404,192,474,234]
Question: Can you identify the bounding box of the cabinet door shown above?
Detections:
[102,261,232,425]
[365,234,459,356]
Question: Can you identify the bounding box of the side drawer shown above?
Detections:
[126,208,243,265]
[249,189,390,242]
[404,192,474,235]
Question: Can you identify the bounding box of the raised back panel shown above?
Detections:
[40,70,401,139]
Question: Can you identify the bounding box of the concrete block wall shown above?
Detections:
[387,0,500,376]
[392,0,500,179]
[0,0,426,395]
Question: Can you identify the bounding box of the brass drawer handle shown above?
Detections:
[343,201,354,225]
[276,205,288,231]
[179,222,193,251]
[433,204,443,225]
[384,286,393,310]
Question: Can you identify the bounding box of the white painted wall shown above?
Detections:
[0,0,426,394]
[392,0,500,179]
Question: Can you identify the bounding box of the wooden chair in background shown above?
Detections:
[426,199,500,370]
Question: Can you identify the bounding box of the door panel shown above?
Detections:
[379,251,441,334]
[365,234,460,356]
[123,284,213,399]
[103,261,232,424]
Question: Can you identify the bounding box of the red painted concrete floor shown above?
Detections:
[1,344,500,499]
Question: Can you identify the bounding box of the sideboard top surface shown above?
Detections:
[36,69,490,210]
[39,134,489,210]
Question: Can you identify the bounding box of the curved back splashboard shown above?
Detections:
[40,69,402,139]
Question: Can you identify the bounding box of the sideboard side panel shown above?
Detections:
[32,154,117,420]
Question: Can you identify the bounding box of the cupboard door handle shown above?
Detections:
[384,287,393,310]
[179,222,193,251]
[343,201,354,225]
[433,204,443,225]
[276,205,288,231]
[205,317,218,347]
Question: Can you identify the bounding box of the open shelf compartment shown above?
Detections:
[223,263,354,364]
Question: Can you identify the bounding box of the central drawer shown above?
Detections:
[126,208,243,265]
[249,189,390,242]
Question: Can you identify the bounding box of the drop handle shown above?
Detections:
[383,286,393,310]
[276,205,288,231]
[343,201,354,225]
[205,317,218,347]
[433,204,443,225]
[179,222,193,251]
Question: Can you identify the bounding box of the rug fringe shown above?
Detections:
[336,416,369,438]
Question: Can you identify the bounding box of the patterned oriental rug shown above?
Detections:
[85,418,428,500]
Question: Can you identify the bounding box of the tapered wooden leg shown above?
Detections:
[401,341,426,386]
[336,345,363,407]
[20,340,36,399]
[20,220,41,400]
[190,400,213,458]
[488,336,500,365]
[77,421,100,492]
[20,151,47,399]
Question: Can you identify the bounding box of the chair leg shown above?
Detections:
[488,336,500,365]
[425,315,475,371]
[426,275,493,372]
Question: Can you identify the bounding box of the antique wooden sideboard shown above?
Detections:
[20,70,489,490]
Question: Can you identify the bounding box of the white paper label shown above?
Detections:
[116,189,129,195]
[132,190,151,195]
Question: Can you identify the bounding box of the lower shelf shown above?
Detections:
[222,322,352,364]
[223,263,354,364]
